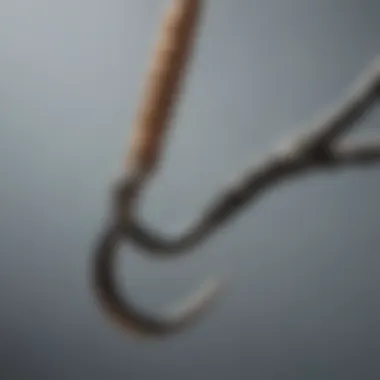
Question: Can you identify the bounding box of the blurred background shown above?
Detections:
[1,0,379,378]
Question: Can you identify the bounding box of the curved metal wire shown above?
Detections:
[93,222,223,338]
[91,0,380,339]
[92,173,224,338]
[92,0,222,339]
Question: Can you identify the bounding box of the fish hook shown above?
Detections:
[92,0,380,338]
[92,0,224,338]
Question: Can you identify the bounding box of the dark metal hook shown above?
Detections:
[91,0,380,339]
[93,223,223,337]
[92,175,223,338]
[92,0,221,338]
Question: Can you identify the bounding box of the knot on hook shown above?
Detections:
[292,134,335,165]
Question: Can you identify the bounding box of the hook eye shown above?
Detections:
[92,225,224,338]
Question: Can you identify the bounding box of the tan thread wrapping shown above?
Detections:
[127,0,202,174]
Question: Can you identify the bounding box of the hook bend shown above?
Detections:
[93,222,223,338]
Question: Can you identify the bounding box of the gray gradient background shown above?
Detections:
[1,0,380,379]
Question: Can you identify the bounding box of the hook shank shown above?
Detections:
[127,0,203,174]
